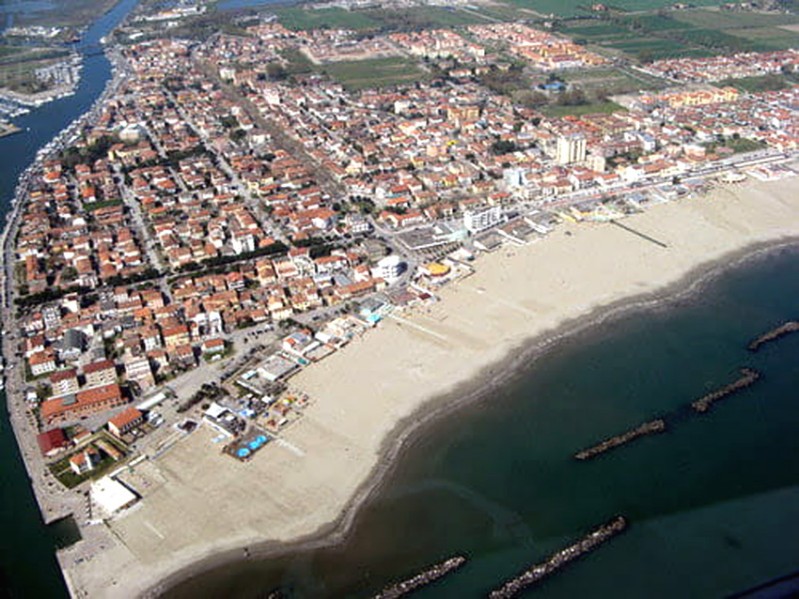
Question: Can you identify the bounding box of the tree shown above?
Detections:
[491,139,518,155]
[512,89,548,109]
[637,49,654,64]
[266,62,288,81]
[61,266,78,283]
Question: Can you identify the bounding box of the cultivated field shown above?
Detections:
[561,9,799,62]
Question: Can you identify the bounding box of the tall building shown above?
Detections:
[464,206,504,233]
[375,254,404,281]
[556,134,586,165]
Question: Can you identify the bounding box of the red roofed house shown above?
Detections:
[29,351,57,377]
[108,407,144,438]
[36,428,69,457]
[40,383,126,427]
[70,446,101,475]
[162,324,190,350]
[201,338,225,355]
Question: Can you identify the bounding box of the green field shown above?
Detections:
[363,6,494,28]
[322,57,427,91]
[279,47,314,75]
[729,26,799,50]
[671,9,799,30]
[561,8,799,63]
[717,74,795,92]
[0,46,71,94]
[541,100,625,117]
[499,0,718,18]
[562,19,713,60]
[704,137,767,154]
[271,7,381,31]
[271,5,495,33]
[561,66,667,95]
[0,46,28,60]
[12,0,118,28]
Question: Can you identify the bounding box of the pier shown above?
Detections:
[373,556,466,599]
[488,516,628,598]
[691,368,761,413]
[574,419,666,461]
[747,321,799,352]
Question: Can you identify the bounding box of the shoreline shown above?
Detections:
[144,210,799,596]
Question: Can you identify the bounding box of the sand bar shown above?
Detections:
[60,174,799,598]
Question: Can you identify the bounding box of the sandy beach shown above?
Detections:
[59,173,799,598]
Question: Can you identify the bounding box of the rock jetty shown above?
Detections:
[574,419,666,461]
[748,321,799,352]
[691,368,761,413]
[374,556,466,599]
[489,516,628,598]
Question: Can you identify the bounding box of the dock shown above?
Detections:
[691,367,761,413]
[747,321,799,352]
[0,122,21,139]
[373,555,466,599]
[488,516,628,598]
[574,419,666,461]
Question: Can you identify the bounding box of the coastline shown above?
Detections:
[152,233,799,598]
[53,172,799,599]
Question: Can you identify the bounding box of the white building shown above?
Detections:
[231,232,256,255]
[556,134,586,165]
[503,167,528,189]
[464,206,504,234]
[91,477,138,517]
[123,352,155,391]
[374,254,404,281]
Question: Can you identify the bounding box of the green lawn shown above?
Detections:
[85,199,124,212]
[0,46,28,60]
[561,7,799,63]
[13,0,119,28]
[541,100,625,118]
[671,9,799,30]
[716,74,794,92]
[322,57,427,91]
[726,26,799,51]
[499,0,718,17]
[272,7,381,31]
[704,137,767,155]
[279,47,314,75]
[49,435,129,489]
[622,14,692,31]
[364,6,494,29]
[561,66,668,95]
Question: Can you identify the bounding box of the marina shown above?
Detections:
[747,321,799,352]
[373,555,467,599]
[691,368,762,414]
[488,516,628,598]
[574,419,666,461]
